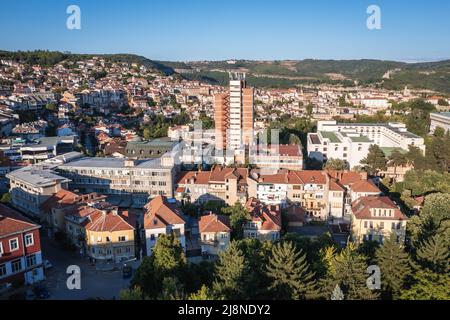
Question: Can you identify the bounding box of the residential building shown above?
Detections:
[84,203,136,263]
[57,157,175,208]
[351,196,408,244]
[19,136,76,164]
[214,73,254,151]
[198,213,231,256]
[176,166,250,206]
[7,165,70,218]
[249,144,303,170]
[244,198,281,241]
[40,190,106,234]
[0,204,44,291]
[143,196,186,256]
[124,137,179,159]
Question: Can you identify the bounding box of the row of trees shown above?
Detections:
[121,189,448,300]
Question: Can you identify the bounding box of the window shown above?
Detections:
[106,236,111,242]
[118,236,126,242]
[11,259,22,273]
[364,221,368,228]
[0,242,3,255]
[369,221,373,229]
[26,254,36,268]
[9,238,19,251]
[0,264,6,277]
[150,234,155,241]
[380,222,384,229]
[391,222,395,230]
[25,234,34,247]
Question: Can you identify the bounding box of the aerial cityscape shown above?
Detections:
[0,0,449,309]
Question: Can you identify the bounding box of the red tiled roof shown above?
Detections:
[199,213,231,233]
[350,180,380,193]
[85,209,135,232]
[352,196,408,221]
[144,196,185,229]
[245,198,281,231]
[40,189,78,213]
[0,204,40,237]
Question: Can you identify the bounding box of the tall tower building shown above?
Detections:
[214,73,254,151]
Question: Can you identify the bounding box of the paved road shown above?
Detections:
[41,235,134,300]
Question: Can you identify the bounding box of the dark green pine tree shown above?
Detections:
[360,144,387,176]
[266,241,318,300]
[212,241,249,300]
[152,233,187,279]
[326,244,379,300]
[416,234,449,274]
[375,233,411,299]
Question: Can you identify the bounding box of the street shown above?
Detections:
[40,235,134,300]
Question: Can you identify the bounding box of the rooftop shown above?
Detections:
[59,156,167,170]
[320,131,341,143]
[7,166,70,187]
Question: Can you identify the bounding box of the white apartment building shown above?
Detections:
[430,112,450,134]
[308,120,425,168]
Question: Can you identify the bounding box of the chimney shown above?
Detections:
[122,210,129,218]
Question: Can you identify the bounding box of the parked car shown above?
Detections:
[122,265,133,279]
[43,259,53,270]
[33,284,50,300]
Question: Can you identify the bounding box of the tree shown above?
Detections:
[119,286,146,300]
[0,192,11,204]
[320,244,378,300]
[131,234,187,299]
[221,202,251,240]
[416,234,449,274]
[388,149,409,183]
[360,144,387,176]
[266,242,318,300]
[152,234,187,280]
[188,285,215,300]
[159,276,185,300]
[401,269,450,300]
[407,193,450,246]
[323,158,349,171]
[375,233,411,299]
[130,256,158,297]
[236,238,273,299]
[212,242,249,300]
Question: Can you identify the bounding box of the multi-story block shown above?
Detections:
[351,196,408,244]
[7,165,70,218]
[40,190,106,234]
[143,196,186,256]
[199,213,231,256]
[214,73,254,151]
[58,157,175,208]
[308,120,425,168]
[249,144,303,170]
[176,166,250,206]
[0,204,44,290]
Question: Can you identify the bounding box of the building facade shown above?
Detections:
[214,73,254,151]
[0,204,44,291]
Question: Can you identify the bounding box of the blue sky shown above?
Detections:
[0,0,449,62]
